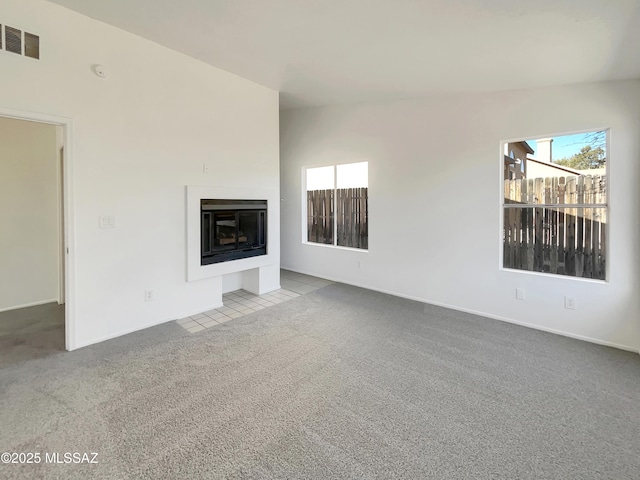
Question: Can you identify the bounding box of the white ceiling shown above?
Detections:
[48,0,640,109]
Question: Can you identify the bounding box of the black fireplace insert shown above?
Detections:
[201,199,267,265]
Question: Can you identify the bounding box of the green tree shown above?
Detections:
[555,145,606,170]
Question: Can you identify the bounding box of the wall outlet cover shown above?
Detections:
[564,296,576,310]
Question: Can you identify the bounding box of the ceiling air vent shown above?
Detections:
[25,32,39,59]
[5,26,21,54]
[1,24,40,59]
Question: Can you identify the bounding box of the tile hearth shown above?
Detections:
[176,270,333,333]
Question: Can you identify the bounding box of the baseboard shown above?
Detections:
[178,301,225,320]
[421,299,638,353]
[72,301,224,350]
[0,298,58,313]
[258,284,282,295]
[280,266,639,354]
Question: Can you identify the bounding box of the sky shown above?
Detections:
[306,162,368,190]
[525,131,606,162]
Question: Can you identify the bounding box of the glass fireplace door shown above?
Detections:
[201,200,267,265]
[213,212,240,251]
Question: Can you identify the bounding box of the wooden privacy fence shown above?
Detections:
[503,175,606,279]
[307,189,334,245]
[307,188,368,249]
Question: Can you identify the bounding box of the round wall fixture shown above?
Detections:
[91,64,111,79]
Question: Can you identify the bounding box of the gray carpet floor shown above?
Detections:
[0,302,65,368]
[1,283,639,479]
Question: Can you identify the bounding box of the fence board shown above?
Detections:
[503,173,606,280]
[599,219,606,279]
[308,188,368,249]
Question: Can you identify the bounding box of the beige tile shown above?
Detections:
[187,325,205,333]
[252,305,266,311]
[227,311,243,319]
[190,313,207,320]
[179,321,199,329]
[281,279,306,290]
[216,315,232,324]
[201,320,218,328]
[177,317,193,325]
[287,284,318,295]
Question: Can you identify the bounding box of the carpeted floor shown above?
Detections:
[1,283,639,479]
[0,302,65,368]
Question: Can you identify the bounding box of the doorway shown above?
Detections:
[0,110,74,361]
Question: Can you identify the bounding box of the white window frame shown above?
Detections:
[302,162,369,252]
[499,128,610,282]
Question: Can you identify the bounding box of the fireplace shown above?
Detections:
[201,199,267,265]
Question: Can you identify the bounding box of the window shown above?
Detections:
[502,131,608,280]
[306,162,368,249]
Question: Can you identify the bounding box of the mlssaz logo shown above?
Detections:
[45,452,99,464]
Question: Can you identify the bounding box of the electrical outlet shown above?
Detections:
[564,296,576,310]
[203,163,210,174]
[516,288,525,300]
[144,290,154,302]
[357,260,363,269]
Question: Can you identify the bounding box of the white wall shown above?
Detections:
[222,273,244,294]
[280,80,640,352]
[0,117,59,311]
[0,0,279,348]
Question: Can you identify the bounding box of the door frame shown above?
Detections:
[0,107,76,351]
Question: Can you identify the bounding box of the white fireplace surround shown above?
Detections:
[186,185,280,294]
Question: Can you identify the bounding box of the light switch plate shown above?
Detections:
[99,215,116,229]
